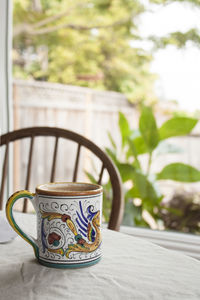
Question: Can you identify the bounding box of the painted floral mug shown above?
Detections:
[6,182,103,268]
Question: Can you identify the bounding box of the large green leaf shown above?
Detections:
[126,186,140,198]
[132,171,160,204]
[127,138,141,169]
[117,163,135,182]
[118,112,130,148]
[159,117,198,140]
[157,163,200,182]
[139,106,159,151]
[127,171,160,205]
[129,136,148,155]
[122,201,142,227]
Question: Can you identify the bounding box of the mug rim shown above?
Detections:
[36,182,103,196]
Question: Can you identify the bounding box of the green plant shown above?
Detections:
[159,191,200,234]
[13,0,200,104]
[106,107,199,228]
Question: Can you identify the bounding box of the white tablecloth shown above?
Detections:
[0,212,200,300]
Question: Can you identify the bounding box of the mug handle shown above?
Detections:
[6,190,39,258]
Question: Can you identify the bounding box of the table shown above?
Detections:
[0,212,200,300]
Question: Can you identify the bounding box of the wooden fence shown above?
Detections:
[12,79,137,198]
[9,80,200,210]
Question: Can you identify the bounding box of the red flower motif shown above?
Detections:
[48,232,61,245]
[61,214,71,222]
[77,238,86,245]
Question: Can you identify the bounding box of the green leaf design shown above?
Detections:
[159,117,198,140]
[118,112,130,148]
[157,163,200,182]
[139,106,159,151]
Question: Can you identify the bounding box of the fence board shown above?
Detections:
[11,79,200,208]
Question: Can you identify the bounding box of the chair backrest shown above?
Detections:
[0,127,124,230]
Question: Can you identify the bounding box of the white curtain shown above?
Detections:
[0,0,12,135]
[0,0,13,207]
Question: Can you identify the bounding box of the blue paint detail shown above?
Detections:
[38,257,101,269]
[79,201,88,223]
[41,218,48,253]
[78,228,87,238]
[76,211,88,228]
[90,227,96,242]
[87,205,97,221]
[76,218,88,233]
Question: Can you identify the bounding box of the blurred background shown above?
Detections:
[2,0,200,234]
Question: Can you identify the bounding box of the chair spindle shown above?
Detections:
[73,144,81,182]
[0,143,9,210]
[23,136,34,212]
[98,164,105,185]
[50,136,59,182]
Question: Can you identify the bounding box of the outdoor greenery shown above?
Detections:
[160,191,200,233]
[104,107,200,232]
[13,0,200,104]
[13,1,200,232]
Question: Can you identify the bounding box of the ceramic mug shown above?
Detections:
[6,182,103,268]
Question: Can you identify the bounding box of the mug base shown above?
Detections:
[37,257,101,269]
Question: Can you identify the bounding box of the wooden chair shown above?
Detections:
[0,127,124,230]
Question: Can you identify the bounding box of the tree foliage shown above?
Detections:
[13,0,200,103]
[150,29,200,49]
[13,0,156,103]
